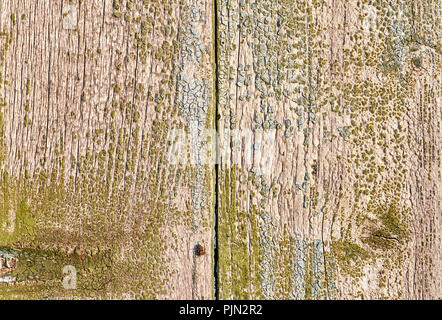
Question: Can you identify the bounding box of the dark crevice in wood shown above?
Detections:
[213,0,220,301]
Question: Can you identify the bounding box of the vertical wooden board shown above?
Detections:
[216,0,440,299]
[0,0,215,299]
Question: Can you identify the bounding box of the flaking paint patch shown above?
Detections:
[5,208,15,234]
[361,264,378,292]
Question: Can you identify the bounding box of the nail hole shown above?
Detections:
[194,244,205,257]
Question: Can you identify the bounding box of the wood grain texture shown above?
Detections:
[0,0,215,299]
[0,0,440,300]
[216,0,440,299]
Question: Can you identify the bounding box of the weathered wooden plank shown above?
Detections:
[0,0,215,299]
[0,0,440,300]
[216,0,440,299]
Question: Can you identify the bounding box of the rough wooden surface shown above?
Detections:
[0,0,440,300]
[0,0,215,299]
[216,0,440,299]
